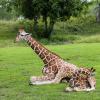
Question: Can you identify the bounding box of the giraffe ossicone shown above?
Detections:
[16,28,96,92]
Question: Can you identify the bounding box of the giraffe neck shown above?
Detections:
[26,35,60,65]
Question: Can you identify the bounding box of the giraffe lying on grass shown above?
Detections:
[15,27,96,92]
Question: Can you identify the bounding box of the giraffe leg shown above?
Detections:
[29,75,59,85]
[73,87,95,92]
[29,73,55,85]
[65,86,90,92]
[65,78,96,92]
[65,86,95,92]
[87,77,96,90]
[65,87,74,92]
[65,87,91,92]
[29,69,66,85]
[73,87,86,92]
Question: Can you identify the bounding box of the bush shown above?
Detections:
[16,19,46,38]
[51,34,80,43]
[1,14,100,44]
[16,19,37,37]
[76,35,100,43]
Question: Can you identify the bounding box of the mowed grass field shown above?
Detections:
[0,43,100,100]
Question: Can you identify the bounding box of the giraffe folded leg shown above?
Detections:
[65,86,95,92]
[74,87,95,92]
[73,87,87,92]
[29,69,66,85]
[65,87,74,92]
[30,79,55,85]
[65,87,89,92]
[29,73,56,85]
[84,88,95,91]
[29,76,60,85]
[87,77,96,90]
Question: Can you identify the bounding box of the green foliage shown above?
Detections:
[50,15,100,43]
[64,15,96,34]
[14,0,34,19]
[12,0,88,38]
[0,20,17,40]
[0,8,11,20]
[76,35,100,43]
[17,20,35,36]
[16,19,45,38]
[0,15,100,44]
[0,0,18,20]
[51,34,80,43]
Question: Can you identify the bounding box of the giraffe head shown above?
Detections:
[16,26,30,42]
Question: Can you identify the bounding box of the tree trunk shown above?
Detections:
[33,16,38,33]
[47,20,55,38]
[43,17,55,39]
[44,16,48,33]
[96,11,100,22]
[96,4,100,23]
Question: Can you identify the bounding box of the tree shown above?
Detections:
[0,0,14,19]
[12,0,88,38]
[0,0,21,19]
[31,0,87,38]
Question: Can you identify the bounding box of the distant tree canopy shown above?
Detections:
[0,0,89,38]
[0,0,18,19]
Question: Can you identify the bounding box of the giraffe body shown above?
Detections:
[16,30,96,91]
[24,35,78,84]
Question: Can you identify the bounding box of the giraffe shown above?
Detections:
[15,27,96,91]
[65,67,96,92]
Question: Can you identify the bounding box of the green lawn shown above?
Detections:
[0,43,100,100]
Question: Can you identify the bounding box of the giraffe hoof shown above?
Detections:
[65,87,73,92]
[30,76,36,82]
[29,81,37,85]
[85,88,95,92]
[29,81,33,85]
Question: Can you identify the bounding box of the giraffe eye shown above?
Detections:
[20,34,24,36]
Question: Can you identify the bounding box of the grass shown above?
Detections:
[0,20,17,40]
[0,17,100,100]
[76,35,100,43]
[0,43,100,100]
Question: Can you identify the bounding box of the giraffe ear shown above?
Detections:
[91,67,94,72]
[93,69,96,72]
[91,67,96,72]
[91,67,93,70]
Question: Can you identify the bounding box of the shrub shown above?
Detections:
[51,34,80,43]
[16,19,37,37]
